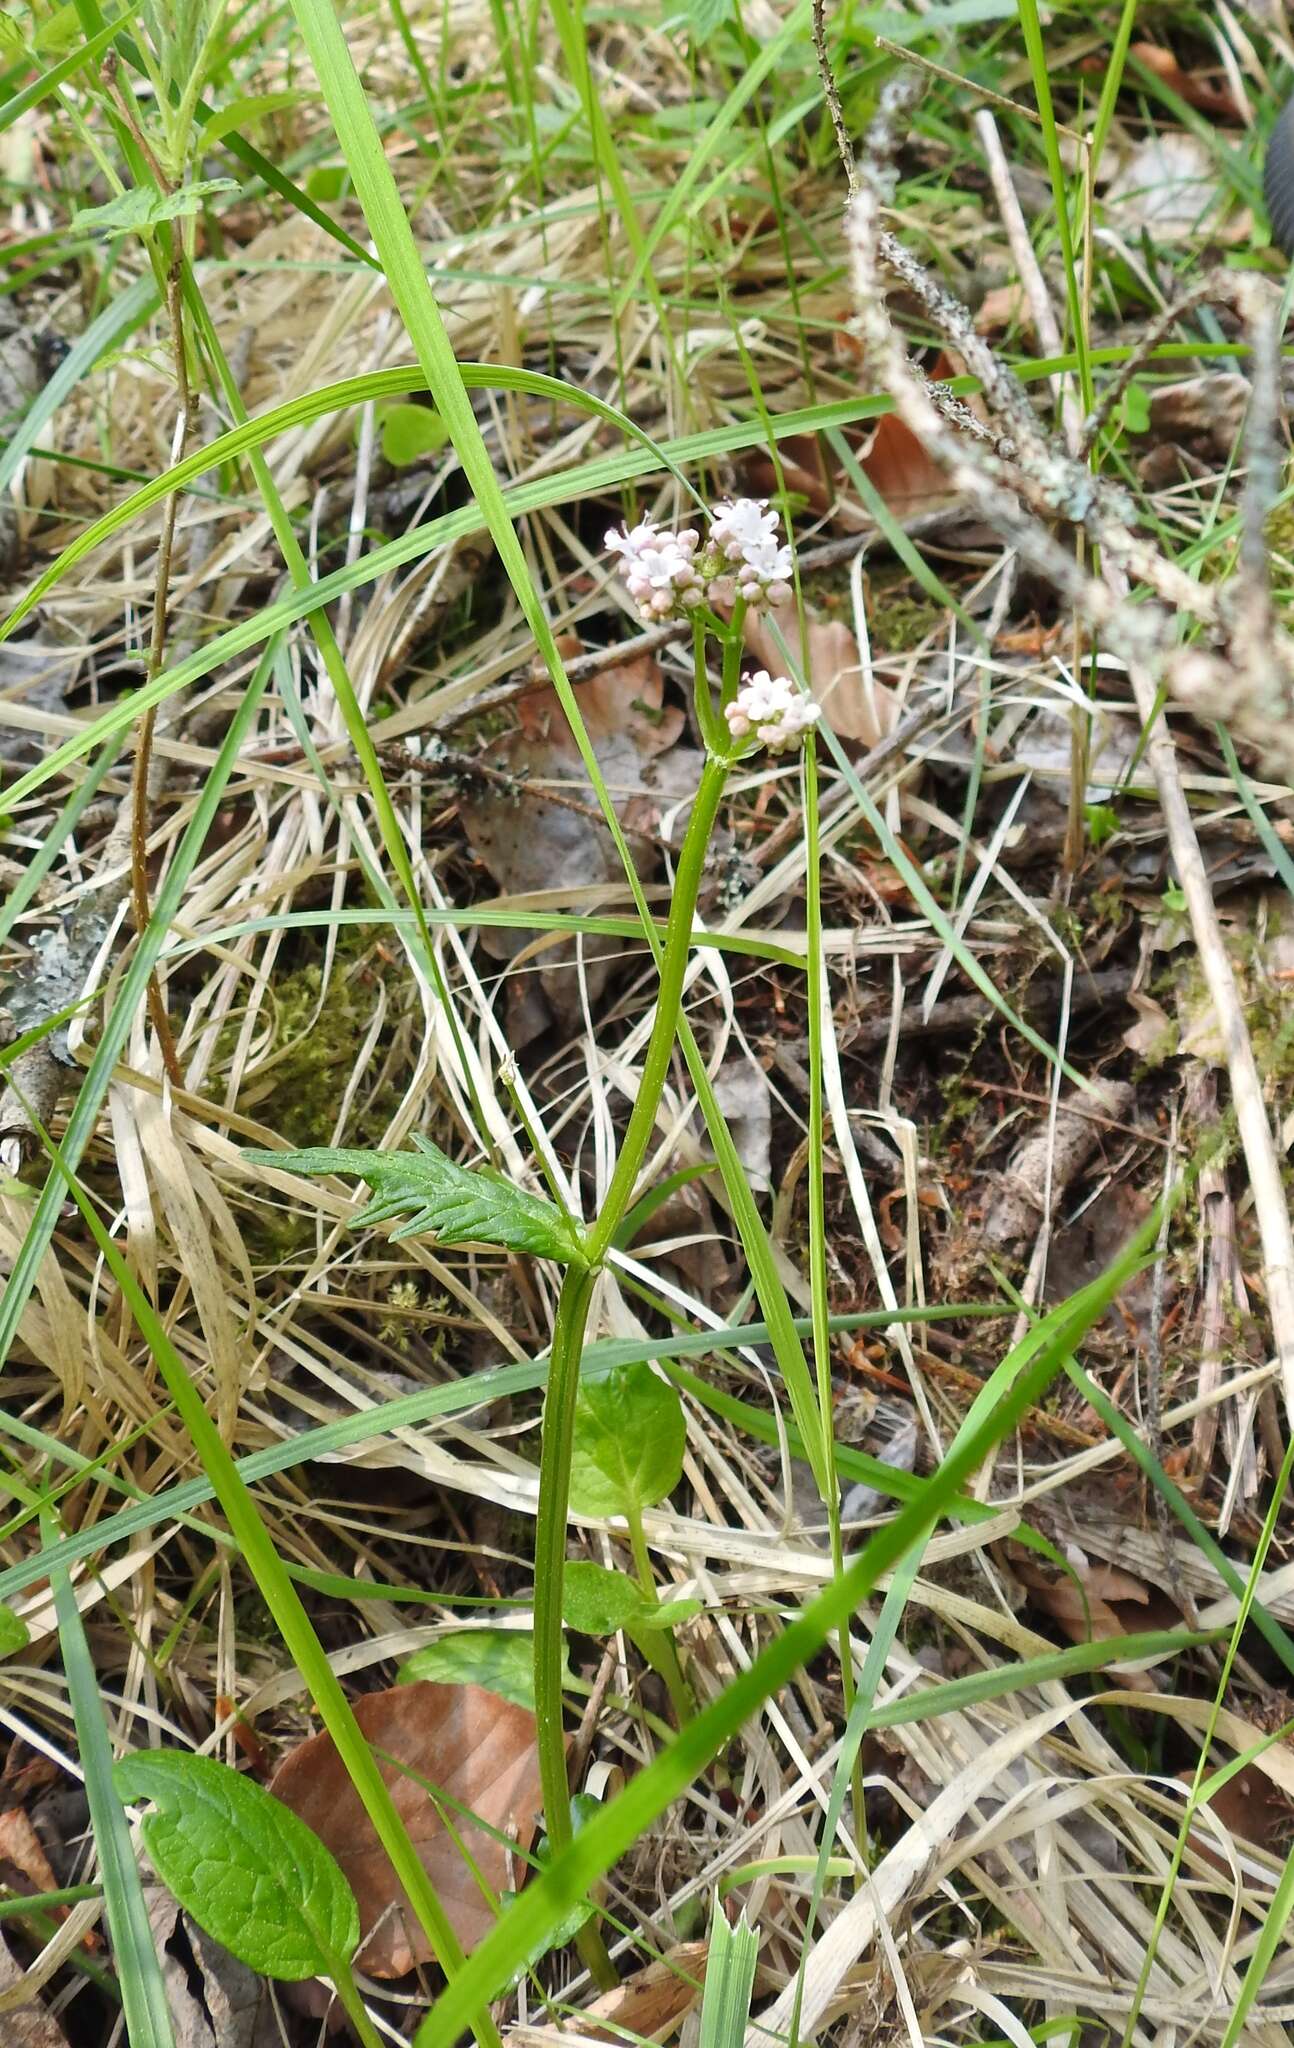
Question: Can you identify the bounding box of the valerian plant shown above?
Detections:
[244,497,820,1983]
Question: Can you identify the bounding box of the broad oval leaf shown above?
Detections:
[380,401,450,466]
[568,1363,685,1518]
[398,1629,569,1710]
[563,1561,645,1635]
[242,1137,586,1264]
[112,1750,359,1981]
[0,1604,29,1658]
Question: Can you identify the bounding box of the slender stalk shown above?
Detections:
[330,1965,386,2048]
[802,740,865,1858]
[532,746,731,1977]
[584,753,730,1265]
[625,1500,695,1726]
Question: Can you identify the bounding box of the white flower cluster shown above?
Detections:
[604,518,704,619]
[708,496,794,608]
[605,496,793,621]
[723,670,820,754]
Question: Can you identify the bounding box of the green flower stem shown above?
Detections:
[584,750,731,1267]
[802,738,866,1865]
[691,618,724,754]
[719,600,747,708]
[533,746,731,1973]
[625,1500,696,1726]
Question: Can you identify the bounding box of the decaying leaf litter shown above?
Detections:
[2,1,1294,2042]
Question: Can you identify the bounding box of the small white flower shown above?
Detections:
[605,519,703,620]
[709,495,780,561]
[723,670,820,754]
[733,534,793,608]
[707,498,793,608]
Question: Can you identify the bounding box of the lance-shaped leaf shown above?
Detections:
[243,1136,586,1264]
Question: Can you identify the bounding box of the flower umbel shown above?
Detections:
[724,670,820,753]
[604,516,703,620]
[605,496,793,619]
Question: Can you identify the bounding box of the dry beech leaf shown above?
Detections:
[741,604,896,746]
[1013,1555,1177,1691]
[269,1681,544,1978]
[0,1808,95,1950]
[1105,133,1246,243]
[462,652,700,1041]
[580,1939,709,2041]
[975,282,1031,336]
[1179,1762,1294,1866]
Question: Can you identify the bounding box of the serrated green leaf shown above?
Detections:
[562,1561,645,1635]
[112,1751,359,1981]
[568,1363,684,1518]
[379,400,450,466]
[72,178,239,235]
[398,1630,565,1710]
[242,1138,586,1264]
[0,1604,29,1657]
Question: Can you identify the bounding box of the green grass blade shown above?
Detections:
[50,1517,178,2048]
[285,0,656,955]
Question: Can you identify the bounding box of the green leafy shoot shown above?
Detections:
[698,1904,759,2048]
[378,400,450,465]
[113,1751,359,1983]
[563,1561,699,1636]
[72,178,238,234]
[567,1363,684,1519]
[242,1137,587,1264]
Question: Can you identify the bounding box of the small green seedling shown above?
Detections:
[698,1903,759,2048]
[113,1751,383,2047]
[567,1366,696,1723]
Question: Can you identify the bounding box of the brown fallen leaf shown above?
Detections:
[0,1936,69,2047]
[975,282,1032,336]
[741,604,896,747]
[1179,1762,1294,1870]
[1126,44,1246,122]
[0,1807,97,1950]
[580,1939,709,2041]
[269,1681,544,1978]
[1013,1553,1178,1691]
